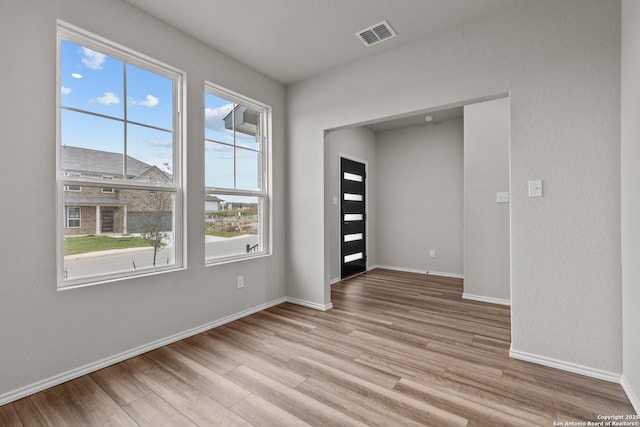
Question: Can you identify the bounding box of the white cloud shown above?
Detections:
[97,92,120,105]
[205,104,234,133]
[61,86,72,95]
[132,94,159,108]
[81,47,106,70]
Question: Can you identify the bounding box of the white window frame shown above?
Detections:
[64,172,81,192]
[204,82,271,265]
[56,21,186,289]
[66,207,81,228]
[102,176,114,193]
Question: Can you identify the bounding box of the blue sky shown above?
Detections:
[204,94,260,191]
[60,38,261,192]
[60,39,174,175]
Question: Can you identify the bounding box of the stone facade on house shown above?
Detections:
[62,146,172,237]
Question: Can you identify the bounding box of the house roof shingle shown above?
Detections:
[62,146,152,178]
[205,195,224,203]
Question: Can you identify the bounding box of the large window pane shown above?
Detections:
[205,142,234,189]
[126,63,174,131]
[205,94,234,143]
[205,195,260,260]
[63,189,175,282]
[61,109,124,156]
[204,93,262,191]
[236,148,260,191]
[60,39,124,120]
[127,123,174,181]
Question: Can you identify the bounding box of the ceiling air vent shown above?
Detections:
[356,20,396,47]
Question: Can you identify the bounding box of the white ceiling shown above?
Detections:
[123,0,524,85]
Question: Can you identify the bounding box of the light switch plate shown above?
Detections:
[496,192,510,203]
[528,180,543,197]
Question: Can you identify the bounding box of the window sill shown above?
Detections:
[57,264,186,291]
[205,251,271,267]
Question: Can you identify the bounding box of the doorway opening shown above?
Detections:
[101,209,114,233]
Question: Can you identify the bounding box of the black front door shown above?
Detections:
[340,157,366,279]
[101,210,114,233]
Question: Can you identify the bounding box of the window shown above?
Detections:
[102,176,114,193]
[66,207,81,228]
[57,22,184,288]
[205,83,270,263]
[149,178,157,195]
[64,172,81,192]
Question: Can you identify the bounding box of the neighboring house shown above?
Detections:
[205,194,224,213]
[62,145,172,236]
[223,105,259,136]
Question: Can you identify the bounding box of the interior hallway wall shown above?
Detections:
[375,119,463,276]
[463,98,510,304]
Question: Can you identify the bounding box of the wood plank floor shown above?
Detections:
[2,269,635,426]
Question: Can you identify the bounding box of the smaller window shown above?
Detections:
[149,178,157,195]
[204,84,270,264]
[64,172,81,192]
[102,176,114,193]
[66,207,81,228]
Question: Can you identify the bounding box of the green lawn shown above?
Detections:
[205,230,245,238]
[64,235,150,255]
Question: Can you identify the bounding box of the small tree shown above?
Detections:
[140,193,171,267]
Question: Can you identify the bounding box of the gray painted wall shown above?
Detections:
[325,127,377,283]
[621,0,640,411]
[375,119,463,276]
[0,0,634,409]
[287,0,621,373]
[0,0,286,398]
[463,99,510,302]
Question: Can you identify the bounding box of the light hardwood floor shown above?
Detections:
[1,269,635,426]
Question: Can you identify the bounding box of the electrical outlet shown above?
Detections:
[429,249,435,258]
[237,275,244,289]
[496,191,510,203]
[528,179,543,197]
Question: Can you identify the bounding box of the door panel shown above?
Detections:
[101,210,114,233]
[340,157,366,279]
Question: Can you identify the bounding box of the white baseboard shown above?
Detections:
[371,264,463,279]
[462,293,511,306]
[330,277,341,285]
[286,296,333,311]
[621,375,640,414]
[429,270,464,279]
[0,296,287,406]
[509,348,622,384]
